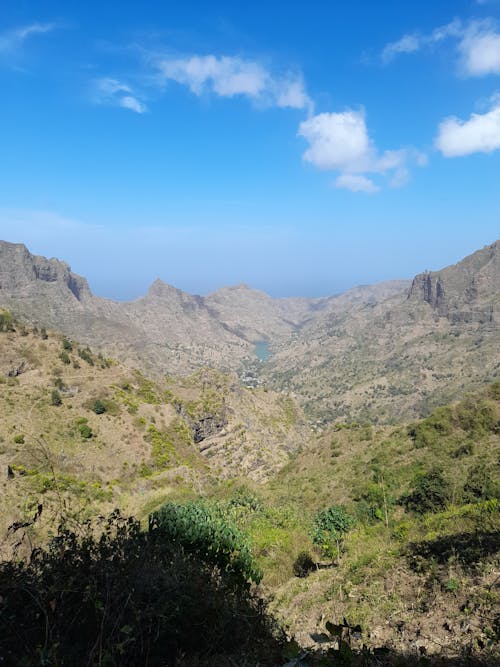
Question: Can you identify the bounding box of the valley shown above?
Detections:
[0,239,499,665]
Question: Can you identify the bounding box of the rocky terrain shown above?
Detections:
[1,239,499,425]
[0,321,308,558]
[0,241,499,664]
[264,241,500,423]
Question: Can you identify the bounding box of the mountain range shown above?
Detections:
[1,238,498,422]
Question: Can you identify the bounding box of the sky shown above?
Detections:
[0,0,499,299]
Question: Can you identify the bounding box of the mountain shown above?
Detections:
[0,240,409,378]
[264,241,500,423]
[1,239,499,423]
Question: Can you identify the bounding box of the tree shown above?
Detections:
[311,505,354,560]
[403,469,451,514]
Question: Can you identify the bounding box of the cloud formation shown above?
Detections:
[298,110,424,193]
[459,21,500,75]
[381,20,462,64]
[93,77,147,113]
[382,18,500,77]
[0,22,56,54]
[436,98,500,156]
[152,54,313,111]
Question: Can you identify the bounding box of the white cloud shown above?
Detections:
[152,54,313,111]
[381,20,462,63]
[93,77,147,114]
[335,173,379,193]
[0,22,56,54]
[382,34,421,63]
[381,18,500,77]
[119,95,147,113]
[298,110,424,193]
[459,21,500,75]
[436,99,500,156]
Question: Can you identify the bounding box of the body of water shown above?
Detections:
[254,341,271,362]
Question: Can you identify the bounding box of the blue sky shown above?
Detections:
[0,0,499,299]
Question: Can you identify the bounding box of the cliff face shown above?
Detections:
[0,242,91,301]
[408,241,499,324]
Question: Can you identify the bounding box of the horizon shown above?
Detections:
[1,0,499,299]
[1,235,498,302]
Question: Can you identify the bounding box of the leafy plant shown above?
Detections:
[152,500,262,587]
[62,337,73,351]
[311,505,354,559]
[402,469,451,514]
[92,399,106,415]
[0,511,283,666]
[51,389,62,406]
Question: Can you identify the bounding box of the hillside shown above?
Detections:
[0,316,307,555]
[0,314,499,663]
[2,239,499,425]
[264,241,500,423]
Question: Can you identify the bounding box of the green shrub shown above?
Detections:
[92,399,106,415]
[51,389,62,406]
[62,337,73,351]
[0,512,284,666]
[78,348,94,365]
[293,551,316,577]
[311,505,354,558]
[59,350,70,365]
[463,463,500,503]
[403,469,451,514]
[13,434,25,444]
[152,500,262,588]
[79,424,92,439]
[0,309,14,332]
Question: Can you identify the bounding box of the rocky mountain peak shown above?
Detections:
[407,240,499,323]
[0,240,91,301]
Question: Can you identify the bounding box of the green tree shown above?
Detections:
[403,469,451,514]
[311,505,354,559]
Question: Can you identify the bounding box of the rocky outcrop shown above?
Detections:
[408,241,499,324]
[0,241,91,301]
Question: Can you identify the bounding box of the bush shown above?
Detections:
[293,551,316,577]
[51,390,62,406]
[92,399,106,414]
[78,348,94,365]
[0,512,284,666]
[62,337,73,351]
[403,469,451,515]
[0,309,14,332]
[59,350,70,365]
[152,500,262,588]
[13,434,25,444]
[463,463,500,503]
[79,424,92,439]
[311,505,354,559]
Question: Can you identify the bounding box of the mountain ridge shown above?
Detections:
[1,238,499,422]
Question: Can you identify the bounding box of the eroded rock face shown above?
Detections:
[0,242,91,300]
[408,240,500,323]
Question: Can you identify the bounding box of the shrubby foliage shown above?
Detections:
[152,500,262,587]
[402,469,451,515]
[0,511,282,666]
[311,505,354,558]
